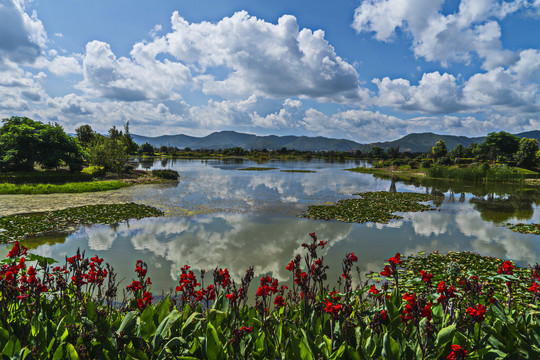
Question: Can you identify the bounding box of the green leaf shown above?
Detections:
[52,344,64,360]
[435,324,456,347]
[382,333,400,360]
[118,311,138,336]
[66,343,79,360]
[139,305,156,341]
[154,295,170,325]
[152,310,181,351]
[86,300,98,322]
[205,322,223,360]
[2,338,21,357]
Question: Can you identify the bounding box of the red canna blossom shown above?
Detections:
[529,282,539,293]
[436,281,457,304]
[497,261,514,275]
[217,268,230,288]
[127,280,143,293]
[274,295,285,308]
[285,261,294,272]
[420,270,434,284]
[347,253,358,262]
[380,310,387,321]
[466,304,487,322]
[387,252,402,265]
[447,344,468,360]
[90,255,104,266]
[239,326,253,333]
[380,265,392,277]
[369,284,380,295]
[7,241,27,259]
[421,302,432,321]
[323,299,341,317]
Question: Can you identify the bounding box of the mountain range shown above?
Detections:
[131,130,540,153]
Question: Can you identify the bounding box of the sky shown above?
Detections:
[1,0,540,143]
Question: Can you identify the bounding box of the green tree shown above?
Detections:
[481,131,519,161]
[514,138,539,169]
[432,140,448,160]
[0,116,85,172]
[140,142,154,155]
[75,124,95,146]
[387,146,400,160]
[122,121,138,155]
[449,144,465,159]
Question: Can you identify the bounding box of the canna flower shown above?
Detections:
[420,270,434,284]
[369,284,380,295]
[380,265,393,277]
[274,295,285,308]
[447,344,468,359]
[387,252,402,265]
[323,299,341,317]
[497,261,514,275]
[466,304,487,322]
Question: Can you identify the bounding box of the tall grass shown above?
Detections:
[0,180,130,194]
[427,164,525,183]
[0,171,93,185]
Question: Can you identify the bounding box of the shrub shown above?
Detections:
[421,159,432,168]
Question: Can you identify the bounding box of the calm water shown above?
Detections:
[2,158,540,294]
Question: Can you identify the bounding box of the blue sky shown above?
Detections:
[1,0,540,142]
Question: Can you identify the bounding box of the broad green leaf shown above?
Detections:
[118,311,138,335]
[382,333,400,360]
[152,310,181,351]
[205,322,223,360]
[66,343,79,360]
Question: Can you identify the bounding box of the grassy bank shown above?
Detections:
[0,203,164,243]
[1,235,538,359]
[0,180,130,194]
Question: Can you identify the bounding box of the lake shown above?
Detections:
[2,158,540,295]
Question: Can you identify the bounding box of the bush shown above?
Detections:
[151,169,180,180]
[421,159,432,168]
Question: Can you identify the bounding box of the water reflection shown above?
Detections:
[3,158,540,295]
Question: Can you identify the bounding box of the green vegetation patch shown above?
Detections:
[237,167,277,171]
[501,222,540,235]
[0,171,94,185]
[300,191,442,223]
[0,203,164,243]
[0,180,130,195]
[151,169,180,180]
[280,169,316,173]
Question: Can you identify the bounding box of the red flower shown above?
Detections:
[447,344,468,359]
[323,299,341,317]
[274,295,285,308]
[347,253,358,262]
[239,326,253,333]
[421,302,432,321]
[7,241,27,259]
[388,252,402,265]
[420,270,434,284]
[497,261,514,275]
[285,261,294,271]
[369,284,379,295]
[380,265,393,277]
[380,310,387,321]
[529,282,539,293]
[90,255,104,266]
[466,304,487,322]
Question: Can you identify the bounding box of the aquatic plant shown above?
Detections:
[0,203,164,243]
[300,191,443,224]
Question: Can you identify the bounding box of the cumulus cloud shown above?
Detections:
[0,0,47,64]
[353,0,523,69]
[161,11,363,102]
[77,40,193,101]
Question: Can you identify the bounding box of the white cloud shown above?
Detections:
[0,0,47,64]
[353,0,523,69]
[374,71,463,113]
[161,11,362,102]
[77,40,193,101]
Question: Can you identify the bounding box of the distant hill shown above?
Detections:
[132,131,369,152]
[132,130,540,153]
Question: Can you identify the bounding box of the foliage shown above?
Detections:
[151,169,180,180]
[0,116,85,172]
[480,131,520,161]
[280,170,316,173]
[1,234,540,359]
[432,140,448,160]
[237,167,278,171]
[427,164,526,183]
[0,171,93,185]
[514,138,539,169]
[300,191,443,223]
[0,203,163,243]
[140,142,155,155]
[0,179,130,195]
[501,222,540,235]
